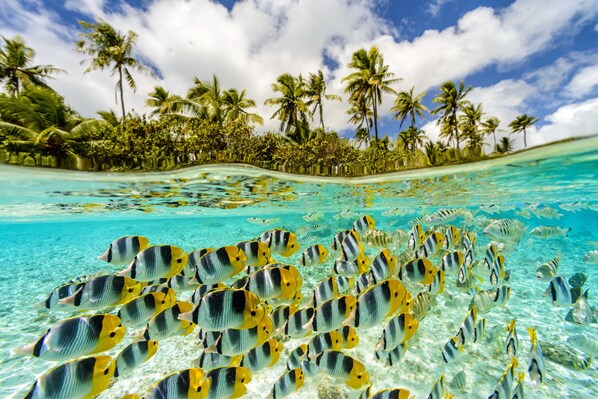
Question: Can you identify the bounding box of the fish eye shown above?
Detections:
[197,387,202,392]
[104,368,110,375]
[241,379,245,383]
[110,332,116,337]
[286,282,290,286]
[394,293,398,297]
[251,311,256,317]
[358,375,361,379]
[118,323,122,327]
[128,288,134,293]
[177,259,182,263]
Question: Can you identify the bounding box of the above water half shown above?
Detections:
[0,137,597,399]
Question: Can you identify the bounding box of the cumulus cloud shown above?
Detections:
[564,65,598,99]
[0,0,597,149]
[531,98,598,145]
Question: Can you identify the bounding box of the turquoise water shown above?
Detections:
[0,137,597,398]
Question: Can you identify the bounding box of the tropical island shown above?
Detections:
[0,20,540,176]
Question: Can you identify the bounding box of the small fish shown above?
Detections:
[505,319,519,356]
[512,372,525,399]
[527,327,546,386]
[248,217,280,225]
[287,344,308,370]
[488,358,518,398]
[117,291,176,328]
[565,289,594,325]
[483,219,526,242]
[529,226,570,238]
[544,276,573,306]
[529,204,562,219]
[379,342,408,366]
[455,307,477,346]
[268,368,305,399]
[371,249,398,283]
[15,314,125,361]
[492,285,511,307]
[236,240,271,267]
[567,334,598,357]
[240,266,300,302]
[185,248,213,276]
[299,244,328,267]
[348,279,410,330]
[193,246,247,285]
[98,235,150,265]
[312,295,357,333]
[41,282,85,310]
[484,244,499,270]
[115,340,158,377]
[417,231,445,258]
[198,352,242,372]
[303,211,323,221]
[339,230,364,262]
[568,272,588,289]
[334,208,356,220]
[180,288,264,331]
[398,258,437,285]
[441,251,464,273]
[307,331,344,358]
[411,291,433,321]
[426,209,462,225]
[283,307,314,338]
[535,255,560,281]
[315,350,370,390]
[558,201,588,212]
[205,366,252,399]
[117,245,188,282]
[167,274,199,291]
[145,368,210,399]
[337,325,359,349]
[375,312,419,352]
[370,388,414,399]
[362,229,394,248]
[473,318,486,343]
[463,231,477,251]
[331,230,351,252]
[58,275,142,310]
[333,254,370,276]
[201,316,273,357]
[240,338,283,373]
[449,370,467,391]
[456,266,482,293]
[408,224,424,250]
[353,215,376,235]
[444,226,460,249]
[260,229,300,257]
[309,276,339,307]
[190,283,226,305]
[583,250,598,264]
[144,301,196,340]
[24,356,114,399]
[442,337,463,363]
[427,374,446,399]
[427,269,445,295]
[489,255,506,286]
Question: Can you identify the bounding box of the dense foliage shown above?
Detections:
[0,22,540,176]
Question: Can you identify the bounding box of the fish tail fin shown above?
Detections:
[13,343,35,356]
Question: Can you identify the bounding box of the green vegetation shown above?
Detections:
[0,21,541,176]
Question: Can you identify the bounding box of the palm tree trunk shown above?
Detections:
[373,94,379,142]
[118,66,126,122]
[319,102,325,130]
[523,128,527,148]
[493,132,496,149]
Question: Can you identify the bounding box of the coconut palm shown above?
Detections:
[508,114,539,148]
[0,35,63,96]
[424,140,448,165]
[304,70,341,130]
[145,86,182,117]
[481,116,500,150]
[391,87,429,129]
[496,136,514,154]
[459,103,484,151]
[76,19,154,121]
[265,73,309,137]
[432,80,471,151]
[342,46,399,141]
[222,88,263,126]
[0,86,106,154]
[398,126,428,153]
[187,74,226,124]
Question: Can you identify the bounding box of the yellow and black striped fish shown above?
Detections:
[240,338,283,373]
[115,340,158,377]
[312,295,357,333]
[315,350,370,389]
[268,368,305,399]
[353,215,376,235]
[299,244,328,267]
[118,245,188,282]
[260,229,300,257]
[205,366,252,399]
[117,291,176,328]
[144,368,210,399]
[193,246,247,285]
[236,240,270,267]
[99,235,150,265]
[143,301,196,340]
[58,275,141,310]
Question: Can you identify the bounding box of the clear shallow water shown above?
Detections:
[0,136,597,398]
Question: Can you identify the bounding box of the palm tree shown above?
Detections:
[0,86,106,154]
[222,88,263,126]
[482,116,500,150]
[264,73,308,137]
[432,80,471,151]
[304,70,341,129]
[0,35,63,96]
[145,86,182,117]
[187,74,226,124]
[391,87,429,129]
[496,136,514,154]
[76,19,154,121]
[342,46,399,141]
[509,114,539,148]
[398,126,428,153]
[346,101,372,137]
[424,140,448,165]
[97,110,120,126]
[459,103,483,150]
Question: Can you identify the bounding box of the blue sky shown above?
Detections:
[1,0,597,149]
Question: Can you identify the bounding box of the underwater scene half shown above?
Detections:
[0,137,597,399]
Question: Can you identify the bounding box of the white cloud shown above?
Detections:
[426,0,454,17]
[531,98,598,145]
[0,0,597,150]
[564,65,598,98]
